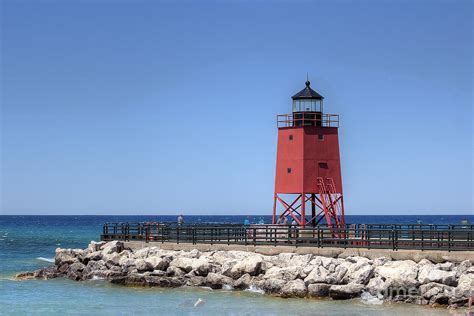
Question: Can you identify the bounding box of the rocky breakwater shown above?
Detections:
[16,241,474,308]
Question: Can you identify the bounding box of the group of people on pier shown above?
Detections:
[275,216,297,226]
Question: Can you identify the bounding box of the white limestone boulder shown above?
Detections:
[229,255,263,279]
[304,266,330,284]
[375,260,418,286]
[329,283,365,299]
[205,272,234,289]
[100,241,124,255]
[264,266,300,281]
[418,268,457,286]
[280,279,307,298]
[308,283,331,297]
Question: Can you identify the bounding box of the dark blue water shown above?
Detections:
[1,215,472,275]
[0,215,471,315]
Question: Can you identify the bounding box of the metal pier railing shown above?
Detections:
[101,223,474,251]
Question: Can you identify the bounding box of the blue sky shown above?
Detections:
[1,0,472,215]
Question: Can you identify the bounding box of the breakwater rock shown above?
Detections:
[17,241,474,308]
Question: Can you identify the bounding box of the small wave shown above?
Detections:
[36,257,55,263]
[1,276,17,281]
[360,291,384,305]
[244,285,265,294]
[222,284,234,290]
[91,275,105,280]
[199,286,213,291]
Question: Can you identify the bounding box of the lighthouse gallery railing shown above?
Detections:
[101,223,474,251]
[277,113,340,128]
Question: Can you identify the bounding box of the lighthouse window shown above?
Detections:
[292,99,322,112]
[287,168,292,173]
[289,135,293,140]
[318,134,324,140]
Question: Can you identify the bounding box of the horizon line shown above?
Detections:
[1,214,473,216]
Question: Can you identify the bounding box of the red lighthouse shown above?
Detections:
[272,80,345,227]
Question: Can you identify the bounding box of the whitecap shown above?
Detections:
[222,284,234,290]
[36,257,55,263]
[91,275,105,280]
[244,285,265,294]
[360,291,384,305]
[199,286,213,291]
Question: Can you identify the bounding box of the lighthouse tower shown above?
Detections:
[272,80,345,227]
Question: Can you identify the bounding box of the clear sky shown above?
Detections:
[1,0,472,215]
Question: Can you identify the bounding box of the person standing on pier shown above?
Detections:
[177,214,184,226]
[290,218,298,240]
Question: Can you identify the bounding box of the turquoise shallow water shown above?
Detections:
[1,215,472,315]
[0,278,454,316]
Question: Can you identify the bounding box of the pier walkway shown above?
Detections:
[101,222,474,252]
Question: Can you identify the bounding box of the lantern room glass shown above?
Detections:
[292,99,322,113]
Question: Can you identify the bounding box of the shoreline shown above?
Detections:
[16,240,474,310]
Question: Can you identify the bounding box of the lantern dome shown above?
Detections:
[291,80,324,100]
[291,80,324,113]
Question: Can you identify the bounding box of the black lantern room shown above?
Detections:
[291,80,324,126]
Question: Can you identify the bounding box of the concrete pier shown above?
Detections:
[124,241,474,263]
